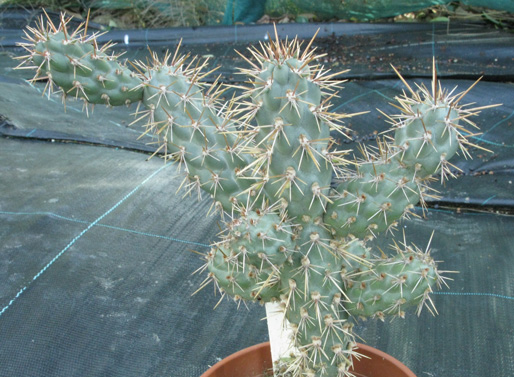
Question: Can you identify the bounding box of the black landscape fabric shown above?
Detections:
[0,9,513,377]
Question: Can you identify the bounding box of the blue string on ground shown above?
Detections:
[473,109,514,148]
[433,291,514,301]
[0,163,172,317]
[0,210,211,248]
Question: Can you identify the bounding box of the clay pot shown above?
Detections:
[200,342,416,377]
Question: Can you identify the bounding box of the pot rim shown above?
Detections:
[201,341,417,377]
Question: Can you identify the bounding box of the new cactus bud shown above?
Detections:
[16,12,499,377]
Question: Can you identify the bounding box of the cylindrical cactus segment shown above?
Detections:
[324,71,485,240]
[345,238,445,320]
[136,54,254,210]
[206,210,295,302]
[266,233,379,376]
[275,288,357,377]
[24,16,144,105]
[394,104,460,177]
[236,37,352,223]
[325,154,421,240]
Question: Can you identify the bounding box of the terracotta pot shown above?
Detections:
[200,342,416,377]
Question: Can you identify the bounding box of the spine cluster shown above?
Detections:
[17,13,494,377]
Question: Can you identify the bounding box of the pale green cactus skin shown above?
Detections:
[17,13,492,377]
[31,30,143,106]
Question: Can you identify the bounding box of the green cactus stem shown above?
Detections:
[17,13,258,212]
[16,12,499,377]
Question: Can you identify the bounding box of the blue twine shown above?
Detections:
[331,85,399,113]
[481,195,497,206]
[433,291,514,301]
[0,210,211,248]
[472,110,514,148]
[0,163,171,317]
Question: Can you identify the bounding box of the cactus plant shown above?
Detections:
[16,12,497,377]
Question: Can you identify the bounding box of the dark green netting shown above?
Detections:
[223,0,266,24]
[1,14,513,377]
[6,0,513,25]
[266,0,514,21]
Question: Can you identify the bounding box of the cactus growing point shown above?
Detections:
[16,12,498,377]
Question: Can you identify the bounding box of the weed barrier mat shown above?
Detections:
[1,13,514,377]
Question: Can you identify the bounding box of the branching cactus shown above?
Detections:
[17,12,497,377]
